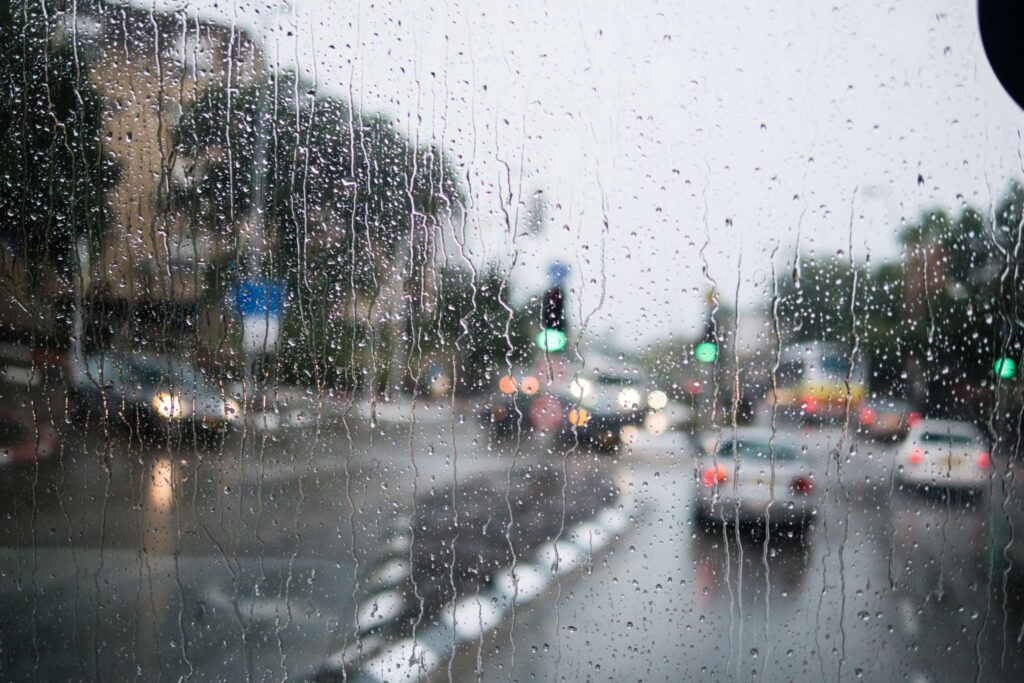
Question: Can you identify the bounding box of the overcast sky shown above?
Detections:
[140,0,1023,347]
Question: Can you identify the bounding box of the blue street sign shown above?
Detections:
[548,261,569,284]
[234,279,285,317]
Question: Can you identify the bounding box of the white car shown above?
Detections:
[693,428,818,526]
[895,419,991,489]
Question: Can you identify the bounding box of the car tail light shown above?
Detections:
[791,476,814,494]
[801,395,817,414]
[976,451,991,468]
[859,407,876,426]
[702,465,728,487]
[907,411,922,427]
[908,448,924,465]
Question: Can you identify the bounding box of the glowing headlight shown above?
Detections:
[617,387,641,411]
[569,378,592,400]
[153,392,190,419]
[644,411,668,435]
[498,375,517,394]
[223,398,241,421]
[647,390,668,410]
[567,407,590,426]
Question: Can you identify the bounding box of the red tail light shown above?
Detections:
[791,476,814,494]
[976,452,991,468]
[801,395,817,414]
[859,407,876,426]
[702,465,728,487]
[908,448,924,464]
[907,411,922,428]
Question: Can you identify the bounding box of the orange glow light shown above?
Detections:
[568,407,590,426]
[702,465,728,487]
[521,376,540,396]
[498,375,517,394]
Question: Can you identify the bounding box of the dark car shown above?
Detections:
[556,371,648,451]
[68,352,240,443]
[480,371,543,438]
[857,397,921,442]
[0,408,58,467]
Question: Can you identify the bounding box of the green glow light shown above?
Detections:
[994,357,1017,380]
[694,341,718,364]
[535,328,568,353]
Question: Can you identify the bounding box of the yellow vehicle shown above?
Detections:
[768,342,867,420]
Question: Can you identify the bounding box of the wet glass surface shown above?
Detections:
[2,1,1024,681]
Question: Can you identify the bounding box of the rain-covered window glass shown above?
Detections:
[3,1,1024,682]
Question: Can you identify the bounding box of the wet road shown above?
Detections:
[0,395,618,682]
[3,398,1024,682]
[459,428,1024,683]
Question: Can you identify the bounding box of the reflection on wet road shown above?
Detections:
[464,428,1024,683]
[2,415,1024,681]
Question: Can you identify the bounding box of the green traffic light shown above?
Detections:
[694,341,718,364]
[535,328,568,352]
[994,357,1017,379]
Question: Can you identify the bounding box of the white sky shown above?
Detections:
[140,0,1023,347]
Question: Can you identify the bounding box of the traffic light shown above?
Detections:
[535,328,568,353]
[543,286,566,332]
[693,309,718,364]
[694,341,718,364]
[994,356,1017,379]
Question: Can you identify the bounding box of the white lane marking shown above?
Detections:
[442,594,507,641]
[356,589,407,633]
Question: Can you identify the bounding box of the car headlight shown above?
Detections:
[617,388,641,411]
[153,392,190,419]
[567,407,590,426]
[223,398,241,421]
[646,390,668,410]
[569,378,592,400]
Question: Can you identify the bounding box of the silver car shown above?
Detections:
[693,428,818,525]
[895,419,990,490]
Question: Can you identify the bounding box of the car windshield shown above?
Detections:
[920,431,981,446]
[718,439,801,462]
[131,359,202,389]
[4,2,1024,682]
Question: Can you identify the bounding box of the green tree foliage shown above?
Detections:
[174,71,462,293]
[776,181,1024,416]
[0,1,117,283]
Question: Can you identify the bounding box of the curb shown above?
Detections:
[317,496,635,682]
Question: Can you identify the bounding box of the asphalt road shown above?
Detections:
[0,395,618,682]
[459,427,1024,683]
[2,398,1024,682]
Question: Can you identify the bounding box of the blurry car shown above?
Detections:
[693,428,818,526]
[0,409,58,467]
[557,370,649,451]
[857,397,921,442]
[68,351,240,442]
[480,371,542,437]
[895,419,991,490]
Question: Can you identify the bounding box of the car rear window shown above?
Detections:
[920,432,979,446]
[716,439,800,461]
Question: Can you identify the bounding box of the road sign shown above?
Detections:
[234,279,285,353]
[234,279,285,317]
[548,261,569,284]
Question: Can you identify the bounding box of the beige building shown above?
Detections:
[64,2,265,357]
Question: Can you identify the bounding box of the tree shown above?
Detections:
[173,72,461,292]
[0,1,118,285]
[774,181,1024,417]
